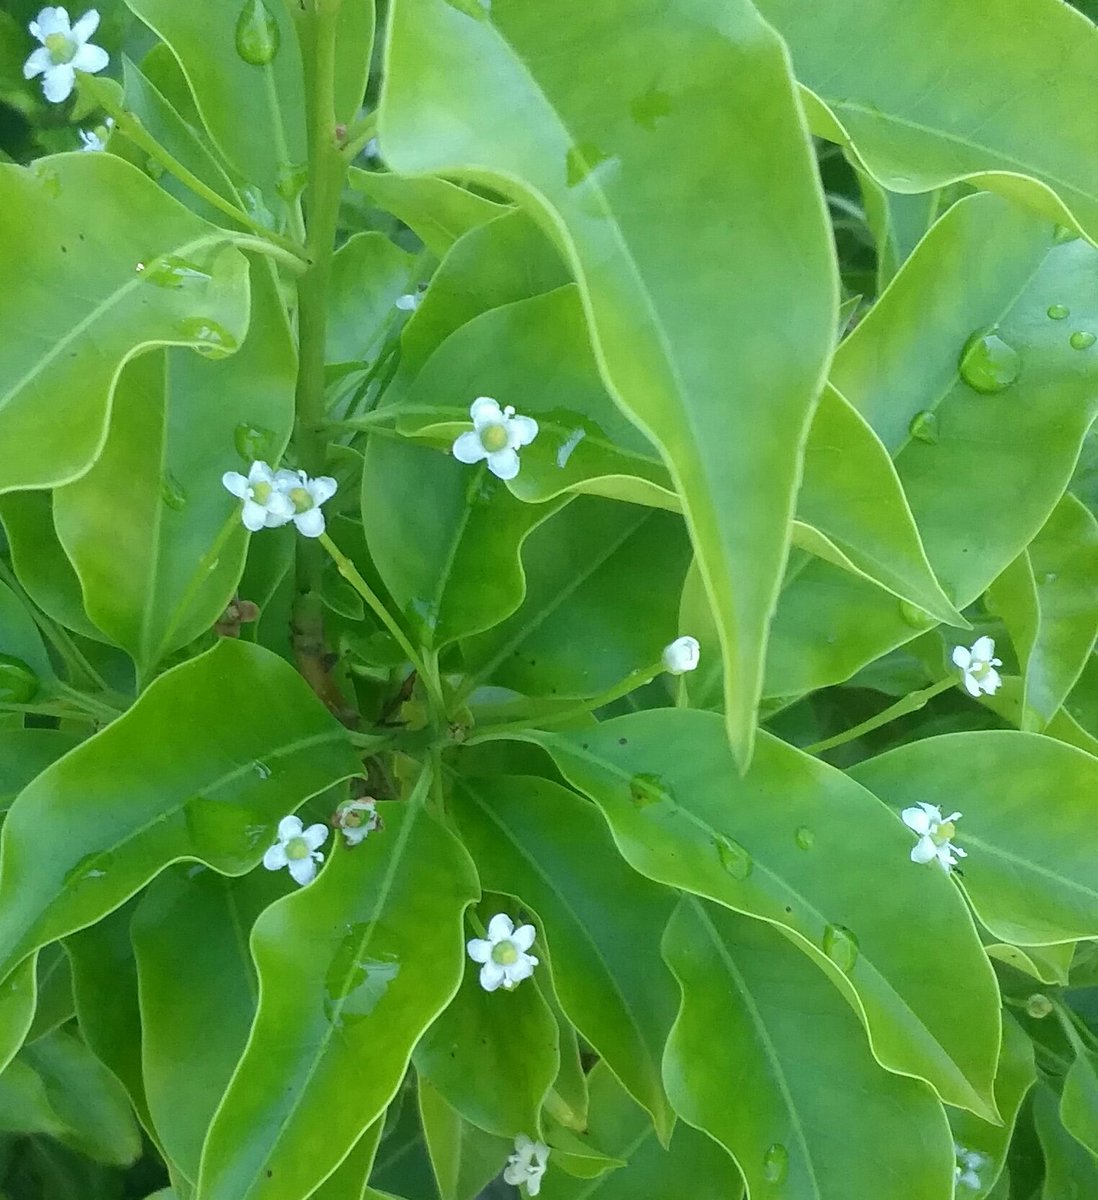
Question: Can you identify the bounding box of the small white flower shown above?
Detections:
[503,1134,549,1196]
[452,397,539,481]
[901,802,967,872]
[954,1143,988,1190]
[394,292,420,312]
[467,913,539,992]
[222,461,295,532]
[78,115,112,151]
[952,635,1003,697]
[24,7,109,105]
[263,814,329,886]
[273,468,338,538]
[335,799,379,847]
[662,635,700,675]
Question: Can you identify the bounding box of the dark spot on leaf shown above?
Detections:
[60,245,67,253]
[618,737,627,745]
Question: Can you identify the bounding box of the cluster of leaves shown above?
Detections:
[1,0,1098,1198]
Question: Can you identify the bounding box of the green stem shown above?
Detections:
[53,682,123,722]
[802,675,958,756]
[0,702,99,723]
[228,234,310,274]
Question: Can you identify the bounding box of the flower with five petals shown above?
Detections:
[272,468,338,538]
[467,913,539,992]
[221,461,295,532]
[452,397,539,481]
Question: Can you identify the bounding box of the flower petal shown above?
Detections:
[32,8,71,39]
[900,805,931,835]
[308,475,338,506]
[910,835,938,864]
[288,856,317,886]
[528,1173,543,1196]
[294,507,326,538]
[503,1163,526,1186]
[70,8,100,43]
[466,938,492,963]
[951,645,971,669]
[23,46,52,78]
[979,668,1002,696]
[479,961,506,992]
[487,913,515,942]
[470,396,503,429]
[301,822,329,851]
[506,957,536,984]
[42,63,76,103]
[508,414,539,447]
[486,447,521,480]
[277,814,304,841]
[222,470,249,499]
[241,499,268,532]
[265,492,295,521]
[452,430,487,465]
[272,466,301,489]
[71,42,108,74]
[962,673,981,698]
[263,844,288,871]
[511,923,536,952]
[972,635,996,661]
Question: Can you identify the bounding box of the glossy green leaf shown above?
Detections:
[948,1014,1035,1200]
[0,733,79,814]
[0,154,252,493]
[369,1086,440,1200]
[983,938,1073,988]
[415,924,558,1137]
[527,710,1001,1117]
[0,639,360,983]
[133,864,287,1182]
[349,169,507,257]
[418,1079,511,1200]
[857,170,939,291]
[460,497,691,701]
[197,801,479,1200]
[0,960,39,1083]
[537,1063,742,1200]
[312,1123,386,1200]
[1034,1080,1098,1199]
[852,732,1098,946]
[757,0,1098,238]
[0,1056,65,1138]
[381,0,838,766]
[53,268,295,676]
[328,232,415,365]
[767,193,1098,697]
[0,578,53,689]
[450,774,678,1140]
[19,1027,141,1166]
[1061,1046,1098,1163]
[361,436,567,648]
[125,0,306,204]
[663,897,953,1200]
[25,945,74,1044]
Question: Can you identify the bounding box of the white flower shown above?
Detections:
[952,635,1003,697]
[503,1134,549,1196]
[24,8,109,105]
[222,461,295,532]
[662,635,700,675]
[901,802,967,872]
[452,397,539,481]
[467,913,539,992]
[263,814,329,886]
[954,1143,988,1190]
[78,115,112,151]
[394,292,420,312]
[335,799,379,847]
[272,468,338,538]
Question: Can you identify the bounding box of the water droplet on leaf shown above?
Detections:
[1047,303,1070,320]
[276,163,309,203]
[160,472,187,511]
[795,826,815,850]
[714,835,752,880]
[324,925,401,1027]
[898,599,935,629]
[628,772,673,807]
[0,655,40,704]
[1070,330,1096,350]
[178,317,239,358]
[234,422,276,462]
[252,760,272,780]
[1025,992,1053,1019]
[763,1143,789,1184]
[629,86,673,131]
[235,0,281,65]
[141,255,212,289]
[822,924,859,972]
[908,409,939,444]
[959,329,1020,393]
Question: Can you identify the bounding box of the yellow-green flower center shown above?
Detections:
[343,809,365,828]
[250,480,273,504]
[480,423,509,453]
[44,32,76,65]
[933,821,956,844]
[286,836,311,861]
[288,486,314,513]
[491,939,519,965]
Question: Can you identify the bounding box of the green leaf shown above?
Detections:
[857,169,939,291]
[0,578,53,689]
[53,267,295,676]
[0,639,360,984]
[757,0,1098,238]
[767,193,1098,697]
[349,169,507,257]
[1061,1046,1098,1163]
[948,1014,1035,1200]
[0,732,80,812]
[450,774,679,1140]
[983,938,1073,988]
[361,436,567,647]
[197,801,479,1200]
[132,864,287,1182]
[19,1027,141,1166]
[0,154,253,494]
[124,0,306,205]
[332,0,374,127]
[0,1057,65,1138]
[415,914,558,1137]
[1034,1080,1098,1198]
[527,710,1001,1117]
[25,946,74,1044]
[537,1063,742,1200]
[988,495,1098,732]
[418,1079,511,1200]
[328,232,415,365]
[460,497,691,701]
[380,0,838,766]
[851,731,1098,946]
[312,1123,386,1200]
[663,897,954,1200]
[0,959,39,1097]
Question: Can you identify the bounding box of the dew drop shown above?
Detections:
[1070,330,1096,350]
[276,163,309,203]
[822,924,859,972]
[0,655,40,704]
[959,329,1020,393]
[794,826,815,851]
[628,772,674,807]
[178,317,239,358]
[235,0,281,65]
[1025,992,1053,1019]
[140,254,213,290]
[1047,303,1070,320]
[907,409,939,444]
[714,835,753,880]
[253,760,272,780]
[144,157,165,181]
[234,422,276,462]
[160,472,187,511]
[898,599,936,629]
[762,1143,789,1185]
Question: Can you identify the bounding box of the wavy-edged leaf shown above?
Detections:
[1034,1079,1098,1197]
[983,938,1073,988]
[25,946,74,1044]
[1061,1047,1098,1163]
[526,710,1000,1117]
[312,1123,386,1200]
[0,959,39,1081]
[0,733,80,814]
[418,1079,510,1200]
[0,640,361,983]
[381,0,838,766]
[0,577,53,689]
[197,801,479,1200]
[663,897,954,1200]
[0,154,251,493]
[450,773,678,1140]
[757,0,1098,238]
[768,193,1098,697]
[851,732,1098,946]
